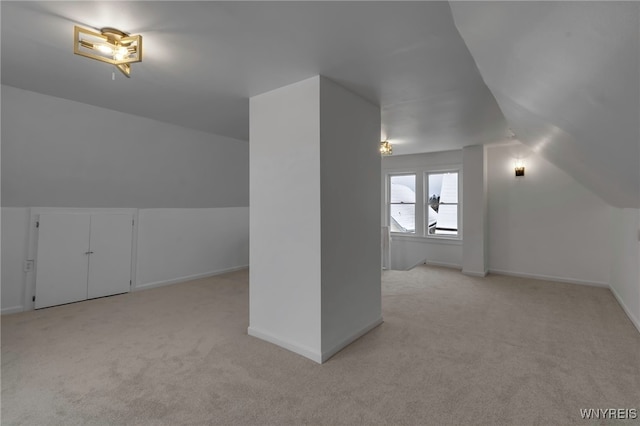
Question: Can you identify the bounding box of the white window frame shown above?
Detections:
[387,172,418,235]
[384,165,462,241]
[424,169,462,240]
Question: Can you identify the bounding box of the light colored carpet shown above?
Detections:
[2,265,639,425]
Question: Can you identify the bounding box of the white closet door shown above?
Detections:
[87,214,133,299]
[35,213,91,309]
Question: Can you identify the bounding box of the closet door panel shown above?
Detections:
[87,214,133,299]
[35,213,90,309]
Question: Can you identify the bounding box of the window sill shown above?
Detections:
[390,234,463,245]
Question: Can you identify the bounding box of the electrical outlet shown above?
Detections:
[23,260,34,272]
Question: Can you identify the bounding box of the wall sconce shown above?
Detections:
[380,141,393,156]
[514,159,525,177]
[74,26,142,77]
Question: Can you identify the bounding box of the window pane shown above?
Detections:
[427,172,458,235]
[390,175,415,233]
[390,175,415,203]
[433,205,457,235]
[390,203,415,233]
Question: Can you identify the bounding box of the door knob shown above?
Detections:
[84,251,94,255]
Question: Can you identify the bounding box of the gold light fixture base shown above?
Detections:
[100,27,128,41]
[74,25,142,78]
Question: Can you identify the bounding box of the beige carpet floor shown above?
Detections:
[2,265,639,425]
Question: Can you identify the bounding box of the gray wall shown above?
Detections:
[608,208,640,332]
[486,142,611,286]
[1,85,248,208]
[462,145,488,276]
[320,76,382,355]
[381,144,612,286]
[249,76,323,361]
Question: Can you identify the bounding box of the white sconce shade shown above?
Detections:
[514,159,525,177]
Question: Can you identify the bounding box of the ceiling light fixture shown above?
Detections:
[380,141,393,156]
[74,26,142,77]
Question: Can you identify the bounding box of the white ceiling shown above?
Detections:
[2,1,638,207]
[450,1,639,208]
[1,1,508,155]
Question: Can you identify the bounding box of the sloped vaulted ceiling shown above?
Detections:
[450,2,640,208]
[3,1,636,207]
[1,1,507,155]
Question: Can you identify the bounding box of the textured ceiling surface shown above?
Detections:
[450,1,640,208]
[0,1,508,154]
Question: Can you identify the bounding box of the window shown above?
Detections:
[386,168,461,238]
[389,174,416,234]
[426,172,459,236]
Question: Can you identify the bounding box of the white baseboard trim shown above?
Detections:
[406,259,461,271]
[609,285,640,335]
[321,316,384,363]
[135,265,248,291]
[488,269,608,288]
[247,326,323,364]
[424,260,462,270]
[1,305,24,315]
[406,258,428,270]
[462,269,488,277]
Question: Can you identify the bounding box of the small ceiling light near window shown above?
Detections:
[380,141,393,156]
[74,26,142,77]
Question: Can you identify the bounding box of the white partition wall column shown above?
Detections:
[462,145,488,276]
[319,77,383,361]
[249,76,323,361]
[249,76,382,363]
